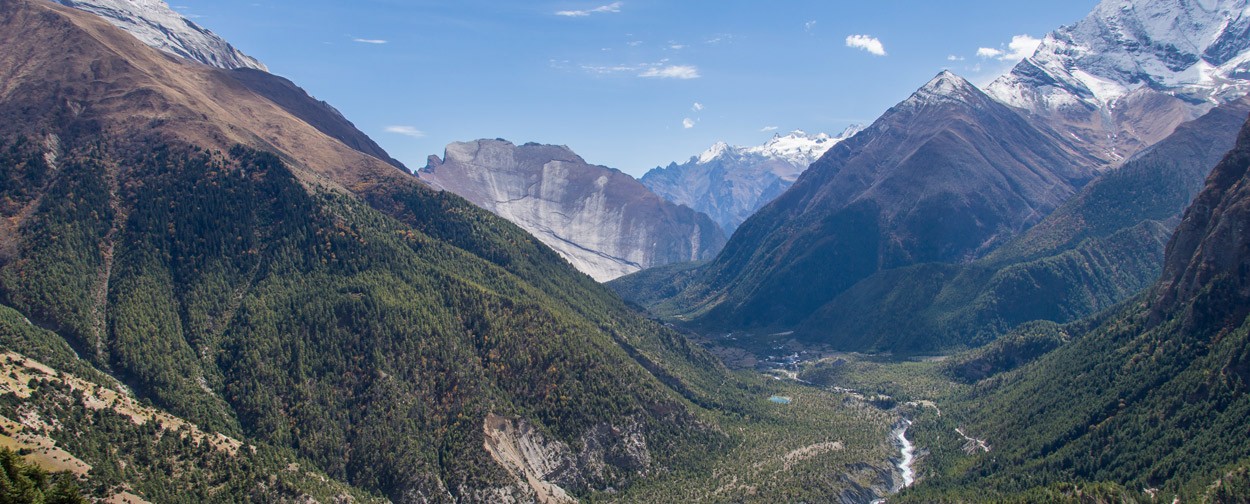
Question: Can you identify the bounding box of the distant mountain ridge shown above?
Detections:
[54,0,266,71]
[641,127,861,233]
[987,0,1250,164]
[419,139,727,281]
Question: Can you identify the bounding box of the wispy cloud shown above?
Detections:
[384,126,426,138]
[565,61,700,80]
[692,102,704,112]
[845,34,886,56]
[977,35,1041,61]
[579,64,641,75]
[760,126,779,132]
[947,55,965,61]
[640,65,700,79]
[556,2,623,17]
[353,38,388,45]
[683,118,696,129]
[805,20,817,32]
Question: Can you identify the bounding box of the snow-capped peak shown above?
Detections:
[986,0,1250,112]
[698,141,732,164]
[55,0,267,71]
[694,128,861,168]
[922,70,967,94]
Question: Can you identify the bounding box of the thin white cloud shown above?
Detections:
[669,44,686,50]
[760,126,779,132]
[556,2,623,17]
[805,20,817,32]
[683,118,696,129]
[579,64,641,75]
[384,126,426,138]
[845,34,886,56]
[977,34,1041,61]
[947,55,965,61]
[569,61,700,80]
[353,38,388,45]
[627,40,644,47]
[640,65,700,79]
[692,102,704,112]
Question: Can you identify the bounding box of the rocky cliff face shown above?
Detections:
[641,127,861,234]
[987,0,1250,164]
[54,0,266,71]
[1154,107,1250,316]
[419,140,727,282]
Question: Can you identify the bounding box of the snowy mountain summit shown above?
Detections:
[986,0,1250,163]
[643,126,862,233]
[902,71,988,110]
[55,0,266,71]
[695,128,862,179]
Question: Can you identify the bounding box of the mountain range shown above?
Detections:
[641,127,861,234]
[614,71,1100,333]
[613,0,1250,354]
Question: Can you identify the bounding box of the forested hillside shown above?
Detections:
[894,111,1250,503]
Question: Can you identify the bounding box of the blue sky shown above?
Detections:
[173,0,1097,177]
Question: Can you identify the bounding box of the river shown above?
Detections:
[870,419,916,503]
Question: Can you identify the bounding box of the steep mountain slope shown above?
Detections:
[50,0,407,173]
[987,0,1250,164]
[228,68,409,171]
[53,0,266,71]
[641,127,861,234]
[0,1,900,502]
[614,71,1099,334]
[899,111,1250,502]
[418,140,727,282]
[798,95,1250,353]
